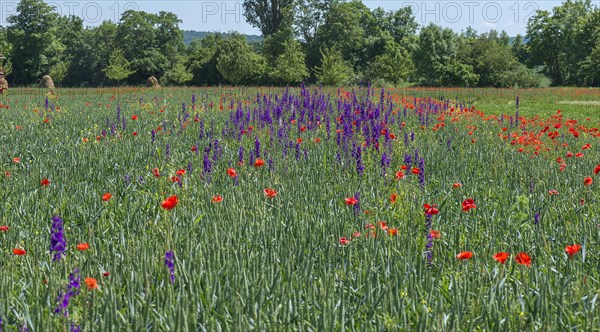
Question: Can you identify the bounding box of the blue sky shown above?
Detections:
[0,1,590,36]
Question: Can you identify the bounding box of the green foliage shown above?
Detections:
[6,0,61,84]
[270,39,309,84]
[49,61,69,84]
[414,24,479,87]
[216,34,266,84]
[526,0,598,86]
[103,49,135,83]
[186,35,225,86]
[578,36,600,86]
[367,41,413,87]
[243,0,295,36]
[162,58,193,86]
[315,48,353,85]
[117,10,184,83]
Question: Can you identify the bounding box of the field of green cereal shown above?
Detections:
[0,86,599,331]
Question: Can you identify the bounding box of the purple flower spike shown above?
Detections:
[50,215,66,261]
[165,251,175,284]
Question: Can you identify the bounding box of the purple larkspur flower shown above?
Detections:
[353,192,360,215]
[254,137,261,158]
[70,323,81,332]
[151,130,156,144]
[165,251,175,284]
[356,148,364,177]
[381,152,390,176]
[417,157,425,189]
[50,215,66,261]
[55,268,81,317]
[165,143,171,160]
[534,212,540,225]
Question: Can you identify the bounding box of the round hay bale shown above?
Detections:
[146,76,160,88]
[0,70,8,94]
[40,75,55,89]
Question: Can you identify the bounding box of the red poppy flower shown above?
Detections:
[339,237,350,245]
[264,188,278,198]
[40,178,50,186]
[461,198,477,212]
[582,143,590,150]
[429,230,441,239]
[161,195,178,210]
[227,168,237,178]
[576,152,584,158]
[387,228,398,236]
[584,177,593,186]
[170,176,181,183]
[103,271,110,278]
[565,244,581,258]
[423,204,439,215]
[389,193,398,204]
[453,183,462,188]
[395,171,405,180]
[152,168,160,177]
[191,146,198,152]
[176,169,186,176]
[211,194,223,203]
[102,193,112,201]
[515,252,531,267]
[314,138,321,143]
[131,115,138,120]
[378,221,388,231]
[352,231,361,239]
[132,131,138,136]
[594,164,600,175]
[253,158,265,167]
[13,248,26,255]
[493,252,510,264]
[411,168,420,175]
[0,225,8,231]
[456,251,473,260]
[85,277,98,290]
[296,138,303,144]
[12,157,20,163]
[5,171,11,176]
[400,165,407,170]
[548,189,559,196]
[566,151,573,158]
[77,243,90,251]
[344,197,358,206]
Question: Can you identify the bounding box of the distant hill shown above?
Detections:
[183,30,263,45]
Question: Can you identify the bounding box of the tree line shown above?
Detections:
[0,0,598,87]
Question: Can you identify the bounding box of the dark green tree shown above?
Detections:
[367,41,413,87]
[103,48,135,84]
[186,34,226,85]
[243,0,295,36]
[526,0,595,85]
[217,34,266,84]
[270,39,309,84]
[314,48,353,85]
[414,24,478,86]
[6,0,61,84]
[117,10,184,84]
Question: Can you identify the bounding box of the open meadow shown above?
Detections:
[0,86,599,331]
